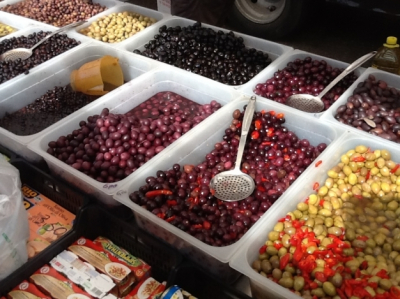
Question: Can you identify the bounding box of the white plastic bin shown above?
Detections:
[321,67,400,144]
[0,25,91,91]
[28,66,240,206]
[112,95,342,283]
[0,43,153,161]
[74,3,169,48]
[118,16,293,87]
[239,49,366,118]
[0,10,43,31]
[229,131,399,299]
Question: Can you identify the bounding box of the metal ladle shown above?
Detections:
[285,51,377,113]
[210,96,256,202]
[0,21,85,62]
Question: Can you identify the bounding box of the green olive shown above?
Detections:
[323,281,337,296]
[293,276,305,291]
[261,259,272,274]
[278,277,294,288]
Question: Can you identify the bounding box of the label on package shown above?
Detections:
[7,280,51,299]
[29,265,93,299]
[22,184,75,258]
[124,278,166,299]
[93,236,151,282]
[68,237,136,297]
[50,250,116,298]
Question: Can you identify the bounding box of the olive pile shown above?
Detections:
[335,74,400,143]
[79,11,157,43]
[133,22,272,85]
[0,31,80,84]
[0,22,16,37]
[252,145,400,298]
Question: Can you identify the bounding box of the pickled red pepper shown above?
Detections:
[252,145,400,299]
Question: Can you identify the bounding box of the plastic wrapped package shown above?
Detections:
[0,155,29,280]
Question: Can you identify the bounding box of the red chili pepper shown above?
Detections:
[255,119,262,130]
[391,164,400,174]
[376,269,390,279]
[325,258,338,268]
[277,113,284,119]
[274,242,283,250]
[323,268,335,277]
[278,217,286,223]
[146,189,173,197]
[251,131,260,140]
[156,212,165,219]
[203,221,211,230]
[344,284,353,297]
[353,287,371,298]
[351,156,366,162]
[366,169,371,180]
[315,160,322,167]
[293,245,303,265]
[336,289,347,299]
[279,253,290,270]
[313,182,319,191]
[309,282,318,289]
[236,122,242,128]
[390,286,400,298]
[259,244,267,254]
[167,199,178,206]
[356,235,369,241]
[315,271,327,282]
[166,215,176,222]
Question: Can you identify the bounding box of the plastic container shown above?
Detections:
[118,16,293,88]
[0,43,153,162]
[168,262,253,299]
[228,131,400,299]
[112,95,342,283]
[239,49,367,118]
[74,3,169,47]
[0,0,118,27]
[0,25,90,92]
[28,66,240,206]
[371,36,400,75]
[0,203,183,296]
[321,67,400,145]
[0,10,43,34]
[0,143,17,162]
[0,159,91,294]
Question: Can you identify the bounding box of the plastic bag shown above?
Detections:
[0,156,29,280]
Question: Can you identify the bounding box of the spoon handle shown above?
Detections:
[29,21,86,51]
[317,51,377,99]
[234,96,256,170]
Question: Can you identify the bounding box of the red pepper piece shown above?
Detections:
[368,282,378,289]
[323,268,335,278]
[193,224,203,229]
[270,111,276,116]
[236,122,242,128]
[325,258,338,268]
[344,284,353,297]
[360,260,368,270]
[357,235,369,241]
[279,253,290,270]
[259,244,267,254]
[167,199,178,206]
[279,231,285,239]
[391,164,400,174]
[277,113,284,119]
[319,199,325,207]
[305,197,309,204]
[312,296,318,299]
[355,269,361,278]
[284,154,290,161]
[376,269,390,279]
[315,160,322,167]
[146,189,173,197]
[261,141,272,146]
[257,185,266,192]
[255,119,262,130]
[315,271,327,282]
[354,194,363,200]
[166,215,176,222]
[156,212,165,219]
[292,245,303,265]
[353,287,371,298]
[261,109,266,116]
[267,128,274,137]
[351,156,366,162]
[278,217,286,223]
[274,242,283,250]
[366,169,371,180]
[309,282,318,289]
[390,286,400,298]
[251,131,260,140]
[313,182,319,191]
[203,221,211,229]
[336,288,347,299]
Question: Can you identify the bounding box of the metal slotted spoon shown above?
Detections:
[210,96,256,202]
[0,21,85,62]
[285,51,377,113]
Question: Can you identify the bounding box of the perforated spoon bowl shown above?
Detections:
[285,51,377,113]
[0,21,85,62]
[210,96,256,202]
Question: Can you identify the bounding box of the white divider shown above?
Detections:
[238,49,367,118]
[112,95,342,283]
[0,43,153,161]
[0,10,43,31]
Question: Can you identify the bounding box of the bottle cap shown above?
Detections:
[384,36,399,48]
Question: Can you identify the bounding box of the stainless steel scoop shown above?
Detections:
[210,96,256,202]
[0,21,85,62]
[285,51,377,113]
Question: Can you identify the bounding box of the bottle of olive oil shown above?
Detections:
[371,36,400,75]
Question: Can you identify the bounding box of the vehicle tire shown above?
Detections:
[228,0,309,39]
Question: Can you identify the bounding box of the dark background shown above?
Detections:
[126,0,400,64]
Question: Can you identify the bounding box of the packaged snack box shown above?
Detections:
[7,280,51,299]
[29,265,93,299]
[50,250,116,298]
[124,278,166,299]
[68,237,136,297]
[22,184,75,258]
[93,236,151,282]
